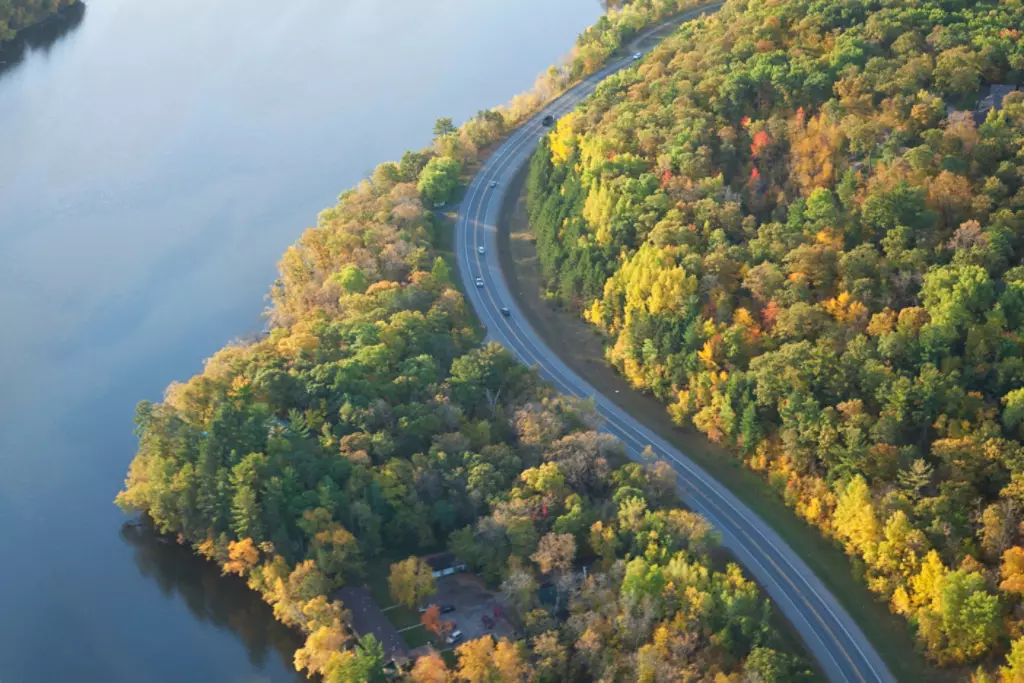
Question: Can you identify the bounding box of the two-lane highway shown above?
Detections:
[455,6,897,683]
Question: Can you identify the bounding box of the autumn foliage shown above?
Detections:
[528,0,1024,673]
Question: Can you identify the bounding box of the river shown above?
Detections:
[0,1,606,681]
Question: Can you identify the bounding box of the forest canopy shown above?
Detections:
[527,0,1024,673]
[116,143,805,683]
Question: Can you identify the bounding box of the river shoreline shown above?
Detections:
[1,1,83,44]
[0,1,85,72]
[0,0,613,679]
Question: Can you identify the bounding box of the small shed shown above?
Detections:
[423,551,467,579]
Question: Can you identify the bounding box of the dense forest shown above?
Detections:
[114,0,806,680]
[116,145,803,682]
[527,0,1024,674]
[0,0,77,41]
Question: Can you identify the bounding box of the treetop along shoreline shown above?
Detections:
[0,0,81,43]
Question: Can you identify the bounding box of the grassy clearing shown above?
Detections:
[366,559,394,607]
[401,624,433,650]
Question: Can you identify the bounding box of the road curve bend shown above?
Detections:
[454,6,896,683]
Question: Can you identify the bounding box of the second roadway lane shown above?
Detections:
[454,5,896,683]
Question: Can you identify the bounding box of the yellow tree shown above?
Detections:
[455,637,525,683]
[222,538,260,577]
[410,652,452,683]
[832,476,881,562]
[583,180,616,246]
[455,637,496,683]
[1001,547,1024,596]
[909,550,949,612]
[492,639,527,682]
[1000,637,1024,683]
[549,112,579,164]
[312,522,364,579]
[790,112,845,192]
[294,614,348,676]
[868,510,928,596]
[389,557,437,609]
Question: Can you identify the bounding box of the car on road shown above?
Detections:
[446,629,463,644]
[499,307,510,317]
[541,114,554,126]
[632,51,643,60]
[477,245,485,254]
[475,278,484,288]
[482,615,494,629]
[489,180,498,188]
[440,604,456,614]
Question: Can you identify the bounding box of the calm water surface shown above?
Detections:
[0,1,603,680]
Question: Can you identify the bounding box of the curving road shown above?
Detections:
[455,5,896,683]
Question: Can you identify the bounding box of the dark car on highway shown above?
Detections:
[541,114,554,126]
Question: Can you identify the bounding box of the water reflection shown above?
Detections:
[121,519,305,680]
[0,1,86,79]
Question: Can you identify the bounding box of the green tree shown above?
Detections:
[918,570,1002,664]
[743,647,792,683]
[335,265,368,294]
[417,156,461,206]
[433,117,457,138]
[324,634,385,683]
[430,256,452,285]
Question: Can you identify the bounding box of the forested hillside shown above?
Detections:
[0,0,77,41]
[116,150,804,683]
[527,0,1024,673]
[114,2,807,679]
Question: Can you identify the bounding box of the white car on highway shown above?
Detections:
[478,246,485,254]
[489,180,498,188]
[475,278,484,288]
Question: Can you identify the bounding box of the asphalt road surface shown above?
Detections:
[454,6,896,683]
